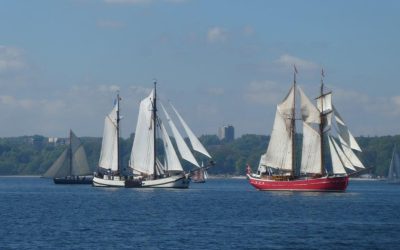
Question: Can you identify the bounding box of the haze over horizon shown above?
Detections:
[0,0,399,138]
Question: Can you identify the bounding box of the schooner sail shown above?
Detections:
[43,130,92,184]
[247,68,365,192]
[93,82,212,188]
[93,93,125,187]
[126,82,213,188]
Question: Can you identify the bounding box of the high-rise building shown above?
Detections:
[218,125,234,142]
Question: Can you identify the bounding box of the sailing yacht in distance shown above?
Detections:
[43,130,92,184]
[247,68,365,192]
[387,145,400,183]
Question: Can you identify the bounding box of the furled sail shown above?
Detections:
[130,90,155,175]
[99,101,119,172]
[262,86,294,171]
[300,122,321,174]
[161,103,200,167]
[160,122,183,172]
[170,103,211,158]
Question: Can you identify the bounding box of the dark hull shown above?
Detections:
[192,180,206,183]
[53,176,93,184]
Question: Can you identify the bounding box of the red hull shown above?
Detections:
[247,175,349,192]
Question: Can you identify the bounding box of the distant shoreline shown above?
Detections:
[0,175,42,178]
[0,175,384,181]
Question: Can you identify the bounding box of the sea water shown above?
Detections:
[0,177,399,250]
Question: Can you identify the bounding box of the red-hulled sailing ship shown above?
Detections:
[247,67,365,192]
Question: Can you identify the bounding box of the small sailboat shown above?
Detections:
[191,162,208,183]
[43,130,92,184]
[247,68,365,192]
[387,145,400,184]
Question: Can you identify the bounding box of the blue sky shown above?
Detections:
[0,0,399,138]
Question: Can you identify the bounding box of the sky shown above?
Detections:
[0,0,399,138]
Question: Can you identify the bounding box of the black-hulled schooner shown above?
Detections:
[43,130,92,184]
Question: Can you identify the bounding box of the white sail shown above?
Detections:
[263,86,294,171]
[328,136,347,174]
[333,106,362,152]
[388,146,400,180]
[160,122,183,172]
[170,103,211,158]
[340,141,365,169]
[300,122,321,174]
[317,92,332,113]
[299,86,320,124]
[130,90,155,175]
[99,102,119,172]
[161,103,200,167]
[331,136,356,171]
[258,153,267,170]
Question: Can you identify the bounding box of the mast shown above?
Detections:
[319,69,325,175]
[116,92,121,175]
[291,65,297,177]
[69,129,72,176]
[153,80,157,179]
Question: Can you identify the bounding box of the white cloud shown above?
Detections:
[391,96,400,106]
[98,84,120,93]
[129,85,152,96]
[244,80,286,105]
[0,95,16,105]
[207,27,228,43]
[0,46,26,73]
[275,54,318,71]
[388,96,400,115]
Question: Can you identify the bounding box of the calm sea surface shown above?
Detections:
[0,177,399,250]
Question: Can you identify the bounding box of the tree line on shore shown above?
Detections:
[0,134,399,177]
